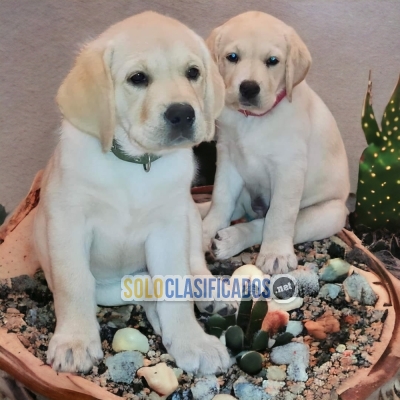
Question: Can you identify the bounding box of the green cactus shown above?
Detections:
[206,293,293,375]
[354,72,400,230]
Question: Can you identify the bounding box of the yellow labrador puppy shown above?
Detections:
[202,12,350,273]
[33,12,230,374]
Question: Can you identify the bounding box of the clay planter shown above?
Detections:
[335,229,400,399]
[0,180,399,399]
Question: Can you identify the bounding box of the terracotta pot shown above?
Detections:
[0,178,399,399]
[335,230,400,399]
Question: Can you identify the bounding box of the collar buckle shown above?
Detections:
[143,154,151,172]
[111,139,161,171]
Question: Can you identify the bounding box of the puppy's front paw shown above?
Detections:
[47,330,103,373]
[167,330,230,375]
[210,226,242,259]
[202,228,217,253]
[202,215,227,253]
[256,242,297,274]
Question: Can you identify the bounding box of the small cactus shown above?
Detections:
[206,292,293,375]
[354,72,400,230]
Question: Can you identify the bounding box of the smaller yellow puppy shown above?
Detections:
[202,12,350,274]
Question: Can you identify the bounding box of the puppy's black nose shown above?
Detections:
[239,80,260,99]
[164,103,195,129]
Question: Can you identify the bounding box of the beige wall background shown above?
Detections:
[0,0,399,211]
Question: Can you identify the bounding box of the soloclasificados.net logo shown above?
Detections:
[121,274,298,303]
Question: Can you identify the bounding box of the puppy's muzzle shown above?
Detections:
[164,103,195,144]
[239,80,260,105]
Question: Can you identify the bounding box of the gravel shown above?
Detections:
[0,234,390,400]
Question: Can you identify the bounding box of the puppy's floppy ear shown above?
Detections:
[205,26,222,63]
[285,28,311,102]
[203,47,225,141]
[204,27,225,140]
[56,41,115,152]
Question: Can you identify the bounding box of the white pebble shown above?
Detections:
[192,375,219,400]
[173,368,183,379]
[112,327,149,353]
[266,366,286,381]
[336,344,346,353]
[271,342,309,382]
[263,379,285,396]
[160,353,175,363]
[285,321,303,337]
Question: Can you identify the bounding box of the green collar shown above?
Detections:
[111,139,161,172]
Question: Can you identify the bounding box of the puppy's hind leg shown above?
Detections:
[211,219,264,260]
[210,189,264,259]
[293,199,348,244]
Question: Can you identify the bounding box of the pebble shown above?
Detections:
[112,327,150,353]
[230,256,243,267]
[6,307,20,314]
[105,351,144,384]
[219,332,226,346]
[231,264,268,295]
[232,264,264,278]
[241,252,253,265]
[285,320,303,337]
[319,258,351,282]
[212,395,236,400]
[173,368,183,379]
[270,343,309,382]
[148,392,162,400]
[233,377,271,400]
[192,376,219,400]
[318,283,341,299]
[169,389,193,400]
[336,344,346,353]
[160,353,175,363]
[303,262,319,273]
[343,273,377,305]
[288,382,306,394]
[289,267,319,296]
[304,311,340,340]
[262,310,289,334]
[108,306,133,328]
[266,366,286,381]
[329,235,352,253]
[137,362,179,397]
[263,380,285,396]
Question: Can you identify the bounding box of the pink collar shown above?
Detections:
[238,90,287,117]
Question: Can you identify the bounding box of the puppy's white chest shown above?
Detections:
[54,134,194,280]
[220,114,278,198]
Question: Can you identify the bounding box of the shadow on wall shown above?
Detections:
[0,205,7,226]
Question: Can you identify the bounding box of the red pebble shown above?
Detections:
[261,310,290,334]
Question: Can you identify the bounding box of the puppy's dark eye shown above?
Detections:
[128,72,148,86]
[186,67,200,81]
[226,53,239,63]
[266,56,279,67]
